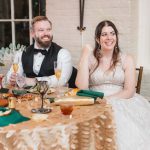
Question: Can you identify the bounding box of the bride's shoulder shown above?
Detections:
[120,52,135,68]
[120,52,134,61]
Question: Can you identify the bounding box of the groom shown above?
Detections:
[6,16,73,87]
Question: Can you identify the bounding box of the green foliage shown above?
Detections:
[0,43,26,66]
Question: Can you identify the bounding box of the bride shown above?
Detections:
[76,20,150,150]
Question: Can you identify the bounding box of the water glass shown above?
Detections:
[16,75,25,89]
[59,83,69,97]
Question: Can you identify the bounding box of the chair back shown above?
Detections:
[68,67,77,88]
[136,66,143,94]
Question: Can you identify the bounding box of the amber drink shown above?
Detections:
[60,103,73,115]
[13,63,19,73]
[55,69,61,80]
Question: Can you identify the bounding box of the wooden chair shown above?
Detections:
[136,66,143,94]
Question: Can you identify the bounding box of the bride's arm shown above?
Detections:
[75,45,92,89]
[105,54,136,100]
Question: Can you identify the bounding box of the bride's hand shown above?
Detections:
[81,44,93,58]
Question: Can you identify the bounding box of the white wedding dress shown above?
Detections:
[89,53,150,150]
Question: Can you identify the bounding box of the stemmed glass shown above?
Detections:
[12,59,19,89]
[54,61,62,96]
[54,61,62,81]
[16,75,25,89]
[13,63,19,74]
[31,80,51,113]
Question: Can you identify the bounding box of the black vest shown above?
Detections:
[22,42,62,77]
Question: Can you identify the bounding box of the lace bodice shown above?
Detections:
[89,53,126,96]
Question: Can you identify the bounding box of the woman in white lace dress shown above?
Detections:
[76,20,150,150]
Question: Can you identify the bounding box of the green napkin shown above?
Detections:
[12,89,27,96]
[0,88,9,93]
[0,107,30,127]
[77,90,104,100]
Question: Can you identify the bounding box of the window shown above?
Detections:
[0,0,45,48]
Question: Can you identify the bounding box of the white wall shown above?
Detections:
[138,0,150,70]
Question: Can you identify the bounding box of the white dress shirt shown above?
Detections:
[6,45,72,87]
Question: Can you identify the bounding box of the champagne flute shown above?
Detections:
[12,58,19,88]
[54,61,62,96]
[54,61,62,80]
[16,75,25,89]
[13,63,19,74]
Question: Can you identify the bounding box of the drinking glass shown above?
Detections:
[59,82,69,97]
[31,80,51,114]
[12,58,19,88]
[60,103,74,119]
[54,61,62,80]
[13,63,19,73]
[16,75,25,89]
[54,61,62,96]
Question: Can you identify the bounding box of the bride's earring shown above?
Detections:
[114,46,118,53]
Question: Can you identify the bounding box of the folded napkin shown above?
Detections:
[0,107,30,127]
[0,88,9,93]
[12,89,27,96]
[77,90,104,100]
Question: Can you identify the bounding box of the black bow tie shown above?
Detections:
[34,49,48,55]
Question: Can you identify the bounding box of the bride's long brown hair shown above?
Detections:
[90,20,121,75]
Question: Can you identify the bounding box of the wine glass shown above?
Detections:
[59,81,69,97]
[31,80,51,114]
[16,75,25,89]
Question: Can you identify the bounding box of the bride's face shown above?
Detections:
[100,26,117,51]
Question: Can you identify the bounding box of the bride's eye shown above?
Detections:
[101,33,107,37]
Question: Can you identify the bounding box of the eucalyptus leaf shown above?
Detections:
[17,43,20,49]
[9,43,13,49]
[0,43,26,65]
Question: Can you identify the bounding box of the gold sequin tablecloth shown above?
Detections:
[0,102,117,150]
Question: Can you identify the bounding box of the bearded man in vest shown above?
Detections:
[6,16,72,87]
